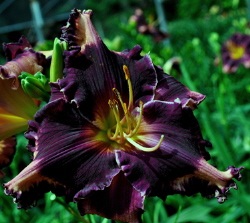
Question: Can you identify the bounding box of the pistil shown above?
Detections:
[112,88,132,133]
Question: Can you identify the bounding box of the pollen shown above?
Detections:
[107,65,164,152]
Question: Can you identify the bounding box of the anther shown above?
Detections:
[112,88,120,98]
[112,88,125,111]
[123,65,130,80]
[108,99,114,108]
[122,65,133,111]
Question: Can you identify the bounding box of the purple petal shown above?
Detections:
[116,101,210,197]
[4,98,120,208]
[3,36,32,60]
[117,101,242,201]
[0,36,47,89]
[49,82,65,102]
[60,9,157,118]
[76,172,144,223]
[154,66,205,109]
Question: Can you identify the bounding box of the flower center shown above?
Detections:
[226,41,245,60]
[107,65,164,152]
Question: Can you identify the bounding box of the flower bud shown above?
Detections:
[49,38,68,82]
[19,72,50,101]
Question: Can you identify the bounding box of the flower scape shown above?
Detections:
[0,9,244,223]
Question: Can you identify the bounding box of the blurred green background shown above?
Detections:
[0,0,250,222]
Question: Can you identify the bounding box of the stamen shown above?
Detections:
[127,101,143,137]
[112,88,132,132]
[106,65,162,152]
[122,102,132,134]
[126,135,165,152]
[123,65,133,111]
[108,99,123,141]
[112,88,126,112]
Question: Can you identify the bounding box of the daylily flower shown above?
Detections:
[129,8,168,42]
[0,36,48,139]
[4,9,243,223]
[0,37,47,173]
[221,33,250,73]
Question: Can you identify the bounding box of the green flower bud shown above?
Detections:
[50,37,68,82]
[19,72,50,101]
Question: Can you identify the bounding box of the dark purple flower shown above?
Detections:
[130,8,168,42]
[4,9,243,223]
[221,33,250,73]
[0,37,45,169]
